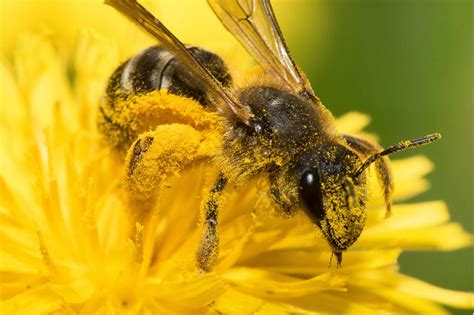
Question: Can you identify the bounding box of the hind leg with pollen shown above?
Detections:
[124,123,225,271]
[125,123,217,221]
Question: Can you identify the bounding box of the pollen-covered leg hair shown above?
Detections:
[125,123,215,220]
[343,134,394,217]
[197,173,227,272]
[269,173,298,217]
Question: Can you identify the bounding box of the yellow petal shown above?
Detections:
[0,226,41,273]
[387,273,474,309]
[50,278,95,304]
[222,268,346,299]
[0,61,24,127]
[146,273,228,310]
[362,202,472,248]
[391,155,433,201]
[336,111,371,134]
[358,222,472,250]
[365,201,450,229]
[1,285,63,315]
[0,272,46,300]
[367,155,433,208]
[14,33,74,130]
[329,283,450,315]
[212,289,264,314]
[350,271,474,311]
[243,249,400,276]
[287,292,378,314]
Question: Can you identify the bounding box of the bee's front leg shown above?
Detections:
[268,173,298,217]
[196,173,227,272]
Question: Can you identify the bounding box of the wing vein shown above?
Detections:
[208,0,317,102]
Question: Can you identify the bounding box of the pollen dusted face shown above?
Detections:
[298,143,368,254]
[318,184,367,251]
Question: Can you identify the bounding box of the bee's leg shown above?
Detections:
[343,134,394,217]
[125,124,213,221]
[268,173,297,217]
[196,173,227,272]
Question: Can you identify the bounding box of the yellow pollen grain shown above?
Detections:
[99,90,222,151]
[399,140,411,148]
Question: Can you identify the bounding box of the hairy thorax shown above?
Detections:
[217,86,338,185]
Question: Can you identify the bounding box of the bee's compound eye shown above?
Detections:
[299,170,325,221]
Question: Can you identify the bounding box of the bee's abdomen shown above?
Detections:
[99,45,231,151]
[106,45,231,105]
[107,46,172,97]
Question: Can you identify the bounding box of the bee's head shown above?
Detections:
[296,143,368,265]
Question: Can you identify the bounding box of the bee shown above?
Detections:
[100,0,441,270]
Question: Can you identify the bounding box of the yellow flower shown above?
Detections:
[1,1,473,314]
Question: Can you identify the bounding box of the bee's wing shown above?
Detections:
[208,0,316,100]
[106,0,254,125]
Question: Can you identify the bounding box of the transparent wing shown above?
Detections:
[106,0,254,125]
[208,0,316,100]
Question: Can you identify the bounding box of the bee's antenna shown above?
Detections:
[353,133,441,179]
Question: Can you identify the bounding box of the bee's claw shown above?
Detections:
[329,251,343,268]
[335,251,343,268]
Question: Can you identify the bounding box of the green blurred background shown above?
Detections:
[277,0,472,312]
